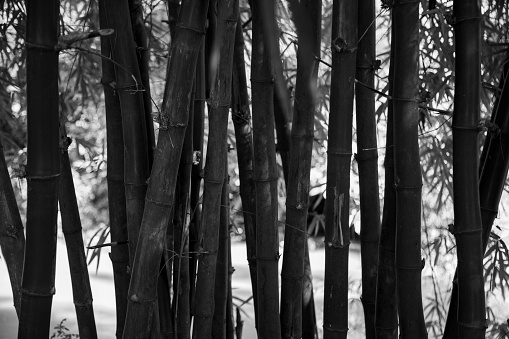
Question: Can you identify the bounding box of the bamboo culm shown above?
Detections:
[99,0,150,268]
[251,1,282,337]
[392,0,427,337]
[128,0,156,167]
[280,1,321,338]
[99,4,130,337]
[231,16,258,328]
[355,0,380,336]
[58,130,97,339]
[374,22,398,338]
[443,56,509,339]
[447,0,486,337]
[212,162,230,339]
[0,137,25,317]
[192,1,238,336]
[189,43,206,310]
[172,82,194,339]
[323,0,357,338]
[18,0,60,337]
[122,1,210,337]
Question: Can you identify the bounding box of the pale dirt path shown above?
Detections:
[0,238,363,338]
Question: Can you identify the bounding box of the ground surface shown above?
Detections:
[0,238,364,338]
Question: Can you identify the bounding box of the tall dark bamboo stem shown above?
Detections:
[122,1,209,336]
[172,84,194,339]
[323,0,357,338]
[212,163,230,339]
[160,33,176,336]
[302,242,318,339]
[444,57,509,338]
[0,138,24,317]
[374,23,398,339]
[226,234,235,339]
[192,1,238,336]
[392,1,426,337]
[274,92,292,186]
[189,43,206,309]
[231,16,258,328]
[280,1,321,338]
[446,1,485,338]
[251,1,282,337]
[478,56,509,176]
[100,0,150,268]
[18,0,60,336]
[99,7,130,336]
[58,126,97,339]
[205,0,218,99]
[355,0,380,336]
[128,0,156,167]
[167,0,181,39]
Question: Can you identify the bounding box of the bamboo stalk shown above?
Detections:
[189,43,206,311]
[212,163,230,339]
[374,22,398,339]
[99,0,150,268]
[226,227,235,339]
[58,128,98,339]
[355,0,380,336]
[280,1,321,338]
[231,16,258,328]
[172,83,194,339]
[444,56,509,338]
[128,0,156,167]
[392,0,426,337]
[447,1,485,337]
[99,5,130,337]
[0,138,24,317]
[123,1,209,336]
[18,0,60,336]
[323,1,357,338]
[251,2,282,337]
[192,1,238,336]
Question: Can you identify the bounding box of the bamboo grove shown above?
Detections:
[3,0,509,338]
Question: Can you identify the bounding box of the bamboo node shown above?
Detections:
[22,287,56,297]
[391,0,421,6]
[479,119,500,136]
[323,324,348,333]
[280,273,305,280]
[327,150,352,158]
[332,37,356,53]
[25,41,57,51]
[252,176,279,183]
[446,14,483,26]
[356,59,381,71]
[5,223,20,239]
[354,151,378,163]
[250,77,275,84]
[176,23,207,35]
[391,96,419,103]
[256,254,280,262]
